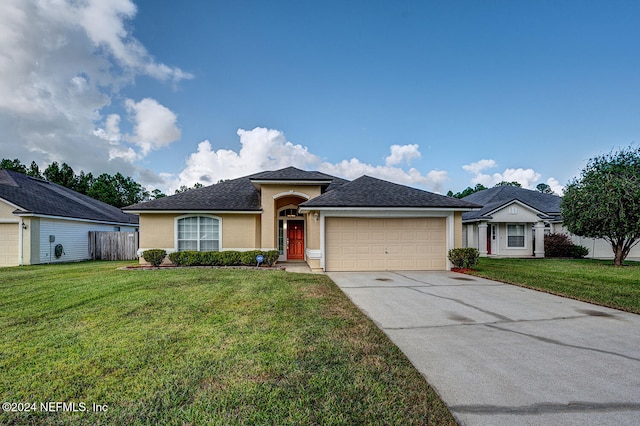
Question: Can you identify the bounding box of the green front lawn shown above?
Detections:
[0,262,454,425]
[469,258,640,314]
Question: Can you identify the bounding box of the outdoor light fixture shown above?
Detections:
[314,212,319,222]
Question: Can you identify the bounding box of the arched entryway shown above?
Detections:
[275,196,308,262]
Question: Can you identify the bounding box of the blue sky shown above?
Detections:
[1,1,639,194]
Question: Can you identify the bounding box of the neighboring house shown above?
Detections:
[461,185,640,261]
[124,167,480,272]
[461,186,563,258]
[0,170,139,267]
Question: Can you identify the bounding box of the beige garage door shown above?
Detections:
[0,223,19,267]
[325,217,446,271]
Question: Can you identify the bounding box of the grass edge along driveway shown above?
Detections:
[469,258,640,314]
[0,261,455,425]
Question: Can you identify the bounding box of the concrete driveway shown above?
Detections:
[327,271,640,426]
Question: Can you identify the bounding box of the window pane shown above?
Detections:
[508,236,525,247]
[178,240,197,251]
[178,216,219,252]
[507,225,525,247]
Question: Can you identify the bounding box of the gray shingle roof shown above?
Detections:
[0,170,138,225]
[461,186,562,222]
[249,166,337,182]
[125,168,479,212]
[125,176,262,211]
[300,175,481,209]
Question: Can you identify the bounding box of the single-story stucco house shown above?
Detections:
[124,167,481,271]
[461,185,640,260]
[461,185,563,258]
[0,170,139,267]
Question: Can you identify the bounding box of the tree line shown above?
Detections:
[446,181,554,199]
[0,158,167,208]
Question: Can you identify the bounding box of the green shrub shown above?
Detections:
[168,251,200,266]
[142,249,167,267]
[262,250,280,266]
[240,250,261,266]
[570,244,589,259]
[200,251,222,266]
[219,251,242,266]
[448,248,479,269]
[167,251,182,265]
[167,249,281,267]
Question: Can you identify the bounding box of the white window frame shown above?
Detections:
[506,223,526,248]
[175,215,221,252]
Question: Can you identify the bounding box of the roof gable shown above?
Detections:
[461,186,562,222]
[0,170,138,224]
[300,175,481,209]
[248,166,337,182]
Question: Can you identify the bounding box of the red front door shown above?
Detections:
[287,220,304,260]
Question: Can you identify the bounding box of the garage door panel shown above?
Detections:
[326,217,446,271]
[0,223,19,267]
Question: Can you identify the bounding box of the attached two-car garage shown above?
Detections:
[325,217,447,271]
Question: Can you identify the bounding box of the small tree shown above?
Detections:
[561,146,640,266]
[536,183,554,194]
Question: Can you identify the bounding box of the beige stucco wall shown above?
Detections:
[138,213,261,251]
[454,212,463,248]
[222,215,260,249]
[305,211,320,250]
[259,184,322,250]
[139,214,176,249]
[0,199,17,219]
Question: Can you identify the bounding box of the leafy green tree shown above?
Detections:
[150,189,166,199]
[447,183,487,199]
[0,158,27,174]
[74,171,95,195]
[44,162,77,189]
[87,173,148,208]
[174,182,203,194]
[561,146,640,266]
[536,183,554,194]
[27,161,43,179]
[494,181,522,187]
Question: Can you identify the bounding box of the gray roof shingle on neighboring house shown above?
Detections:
[300,175,482,209]
[461,185,562,222]
[0,170,138,224]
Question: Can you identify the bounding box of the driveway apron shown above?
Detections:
[327,271,640,426]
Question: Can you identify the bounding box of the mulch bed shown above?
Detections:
[119,264,285,271]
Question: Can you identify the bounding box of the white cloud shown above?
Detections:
[168,127,448,193]
[462,159,497,174]
[94,114,122,144]
[463,158,563,192]
[125,98,181,155]
[470,168,542,189]
[385,144,421,166]
[0,0,189,176]
[546,177,564,195]
[78,0,191,82]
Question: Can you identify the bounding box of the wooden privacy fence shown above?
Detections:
[89,231,139,261]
